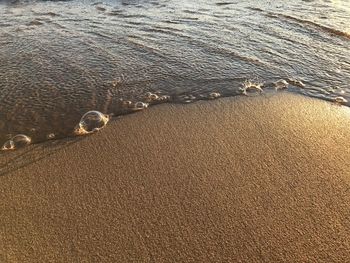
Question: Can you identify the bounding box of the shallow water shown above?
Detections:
[0,0,349,145]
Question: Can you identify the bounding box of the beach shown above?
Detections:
[1,93,349,262]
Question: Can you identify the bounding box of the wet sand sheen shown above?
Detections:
[0,93,350,262]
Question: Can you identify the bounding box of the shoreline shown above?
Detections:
[1,93,350,262]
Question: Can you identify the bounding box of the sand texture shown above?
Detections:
[1,93,349,262]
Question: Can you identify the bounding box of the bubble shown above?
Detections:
[178,94,196,103]
[333,96,348,105]
[159,95,170,101]
[145,92,159,102]
[287,78,305,88]
[2,134,32,151]
[241,80,263,95]
[2,140,14,151]
[47,133,55,139]
[122,100,132,108]
[274,79,289,90]
[133,102,149,111]
[74,111,109,135]
[150,94,159,100]
[208,92,221,99]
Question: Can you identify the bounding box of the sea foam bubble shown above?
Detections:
[208,92,221,99]
[333,96,348,105]
[133,102,149,111]
[74,110,109,135]
[144,92,159,102]
[274,79,289,90]
[2,134,32,150]
[241,80,263,95]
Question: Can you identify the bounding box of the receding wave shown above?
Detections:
[0,0,349,148]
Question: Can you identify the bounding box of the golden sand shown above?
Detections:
[1,93,349,262]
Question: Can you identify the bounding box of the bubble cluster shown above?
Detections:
[144,92,171,103]
[159,95,171,102]
[144,92,159,102]
[2,134,32,151]
[75,110,109,135]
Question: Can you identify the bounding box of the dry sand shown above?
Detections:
[0,93,349,262]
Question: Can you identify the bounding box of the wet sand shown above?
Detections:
[0,93,349,262]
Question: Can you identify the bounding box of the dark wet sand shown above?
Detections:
[0,93,349,262]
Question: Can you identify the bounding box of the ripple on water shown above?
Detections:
[0,0,349,149]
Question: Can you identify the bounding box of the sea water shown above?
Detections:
[0,0,349,147]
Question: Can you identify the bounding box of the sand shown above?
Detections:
[0,93,349,262]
